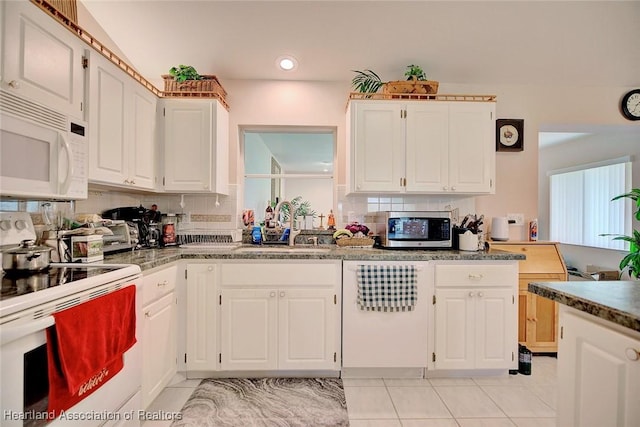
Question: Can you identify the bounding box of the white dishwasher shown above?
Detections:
[342,260,432,368]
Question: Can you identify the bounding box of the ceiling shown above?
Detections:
[80,1,640,89]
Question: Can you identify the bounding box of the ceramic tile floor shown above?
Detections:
[142,356,557,427]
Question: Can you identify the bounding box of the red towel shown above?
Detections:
[46,285,137,418]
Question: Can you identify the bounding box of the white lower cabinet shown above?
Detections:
[433,262,518,371]
[141,264,177,409]
[219,261,341,372]
[557,306,640,427]
[185,263,218,372]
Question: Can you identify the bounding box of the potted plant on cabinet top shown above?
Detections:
[351,65,439,98]
[384,64,439,95]
[162,64,227,98]
[604,188,640,279]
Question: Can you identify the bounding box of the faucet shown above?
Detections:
[274,200,301,246]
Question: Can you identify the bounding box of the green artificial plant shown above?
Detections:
[351,69,384,96]
[168,65,202,82]
[605,188,640,279]
[279,196,316,222]
[404,64,427,81]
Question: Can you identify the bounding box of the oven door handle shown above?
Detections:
[0,316,55,346]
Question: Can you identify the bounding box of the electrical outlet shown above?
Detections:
[507,213,525,226]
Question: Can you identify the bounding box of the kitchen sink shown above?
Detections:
[233,245,332,254]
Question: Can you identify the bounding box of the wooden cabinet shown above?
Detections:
[185,263,218,372]
[162,99,229,194]
[1,0,85,118]
[489,241,567,352]
[347,100,495,194]
[218,261,341,371]
[342,261,430,368]
[87,52,157,190]
[433,262,518,371]
[557,306,640,426]
[141,264,177,408]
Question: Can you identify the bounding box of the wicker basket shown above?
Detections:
[162,74,227,98]
[383,80,439,95]
[335,237,375,248]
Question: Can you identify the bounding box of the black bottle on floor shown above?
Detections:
[518,344,532,375]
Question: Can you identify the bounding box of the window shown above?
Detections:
[242,128,335,225]
[549,159,631,250]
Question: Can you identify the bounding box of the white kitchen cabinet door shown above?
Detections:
[278,289,336,370]
[88,54,128,185]
[142,292,176,409]
[129,86,156,189]
[405,103,449,192]
[163,99,229,194]
[2,0,85,118]
[220,289,278,371]
[186,264,218,371]
[448,102,495,193]
[87,52,157,190]
[558,307,640,427]
[474,288,517,369]
[434,289,476,369]
[352,101,405,192]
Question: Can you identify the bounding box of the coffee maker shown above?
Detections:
[101,205,161,248]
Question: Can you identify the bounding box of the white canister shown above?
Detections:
[459,230,479,251]
[491,217,509,241]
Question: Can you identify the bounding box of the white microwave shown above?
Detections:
[0,90,88,200]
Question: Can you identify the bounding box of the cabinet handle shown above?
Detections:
[280,291,285,297]
[468,291,475,297]
[157,280,168,287]
[625,348,640,361]
[8,80,20,89]
[144,311,151,317]
[270,292,276,298]
[130,179,136,185]
[468,274,484,280]
[124,179,130,184]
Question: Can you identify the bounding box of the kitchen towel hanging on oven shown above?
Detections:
[46,285,137,419]
[356,265,417,311]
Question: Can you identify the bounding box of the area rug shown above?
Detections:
[171,378,349,427]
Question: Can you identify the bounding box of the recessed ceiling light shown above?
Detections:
[277,56,298,71]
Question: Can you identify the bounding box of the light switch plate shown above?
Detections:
[507,213,524,226]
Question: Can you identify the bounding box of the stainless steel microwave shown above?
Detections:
[375,211,453,249]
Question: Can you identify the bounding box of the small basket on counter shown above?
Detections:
[335,236,375,248]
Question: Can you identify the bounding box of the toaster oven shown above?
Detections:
[375,211,453,249]
[102,220,135,253]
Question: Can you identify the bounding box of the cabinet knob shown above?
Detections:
[270,292,276,298]
[625,348,640,361]
[478,292,484,297]
[451,186,456,191]
[207,266,214,271]
[203,184,209,189]
[8,80,20,89]
[468,291,475,297]
[280,291,285,298]
[443,186,448,190]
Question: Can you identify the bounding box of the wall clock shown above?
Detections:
[496,119,524,152]
[621,89,640,121]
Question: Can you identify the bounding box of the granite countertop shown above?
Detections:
[529,281,640,333]
[103,245,525,272]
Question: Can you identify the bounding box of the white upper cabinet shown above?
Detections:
[347,100,495,194]
[162,99,229,194]
[1,0,85,118]
[87,52,157,190]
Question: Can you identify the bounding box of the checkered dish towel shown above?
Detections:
[356,265,417,312]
